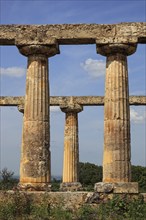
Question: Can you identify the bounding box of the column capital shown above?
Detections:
[17,104,24,114]
[17,44,60,57]
[60,104,83,113]
[96,43,137,56]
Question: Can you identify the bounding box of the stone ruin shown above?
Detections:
[0,22,146,194]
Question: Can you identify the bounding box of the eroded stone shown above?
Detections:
[94,182,114,193]
[60,182,83,192]
[94,182,139,194]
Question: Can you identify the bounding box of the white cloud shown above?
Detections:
[130,108,146,124]
[0,67,26,77]
[50,106,60,112]
[80,58,105,78]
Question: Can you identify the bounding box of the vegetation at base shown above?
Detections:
[0,166,146,219]
[131,165,146,192]
[79,162,102,191]
[51,178,61,192]
[0,192,146,220]
[79,162,146,192]
[0,163,146,192]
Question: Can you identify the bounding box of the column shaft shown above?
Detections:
[60,104,83,191]
[95,44,138,193]
[20,54,50,184]
[17,44,59,190]
[103,53,130,182]
[63,112,79,182]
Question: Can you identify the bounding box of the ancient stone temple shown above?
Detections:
[0,22,146,192]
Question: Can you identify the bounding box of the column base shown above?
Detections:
[60,182,82,192]
[94,182,139,194]
[16,182,52,191]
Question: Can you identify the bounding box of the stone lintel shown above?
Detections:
[60,182,82,192]
[94,182,139,194]
[0,96,146,107]
[0,22,146,45]
[16,38,58,47]
[0,96,25,106]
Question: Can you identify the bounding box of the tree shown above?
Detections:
[131,165,146,192]
[79,162,146,192]
[79,162,102,187]
[0,168,18,190]
[0,167,14,182]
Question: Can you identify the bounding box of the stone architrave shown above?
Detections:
[1,95,146,107]
[60,103,83,191]
[17,45,59,191]
[94,43,139,193]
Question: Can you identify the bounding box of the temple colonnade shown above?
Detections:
[0,23,146,192]
[17,43,138,192]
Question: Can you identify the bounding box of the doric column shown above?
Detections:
[60,103,83,191]
[94,44,138,193]
[17,45,59,191]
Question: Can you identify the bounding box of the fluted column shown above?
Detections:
[17,45,59,190]
[60,104,83,191]
[94,44,138,193]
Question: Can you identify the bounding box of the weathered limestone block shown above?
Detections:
[17,44,59,191]
[94,182,114,193]
[60,182,82,192]
[60,103,83,191]
[97,43,137,183]
[94,182,139,194]
[113,182,138,193]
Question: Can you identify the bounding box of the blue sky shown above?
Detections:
[0,0,146,176]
